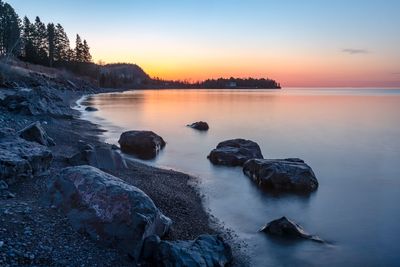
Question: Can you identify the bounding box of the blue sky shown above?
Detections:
[8,0,400,86]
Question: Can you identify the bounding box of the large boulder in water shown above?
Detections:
[18,121,55,146]
[0,138,52,184]
[141,234,233,267]
[243,158,318,193]
[187,121,209,131]
[47,165,172,260]
[260,216,323,243]
[208,139,263,166]
[118,130,166,159]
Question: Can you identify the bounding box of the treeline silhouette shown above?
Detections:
[149,77,281,89]
[0,0,280,89]
[0,0,92,70]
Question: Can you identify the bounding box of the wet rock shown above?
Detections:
[68,145,128,170]
[47,165,172,260]
[208,139,263,166]
[187,121,209,131]
[0,138,52,184]
[260,216,323,243]
[243,158,318,193]
[142,234,233,267]
[85,106,98,112]
[18,121,55,146]
[118,131,166,159]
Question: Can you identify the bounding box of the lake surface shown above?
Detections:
[80,88,400,267]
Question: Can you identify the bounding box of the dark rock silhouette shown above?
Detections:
[85,106,98,112]
[141,234,233,266]
[187,121,209,131]
[18,121,55,146]
[260,216,324,243]
[208,139,263,166]
[243,158,318,193]
[47,165,172,261]
[118,130,166,159]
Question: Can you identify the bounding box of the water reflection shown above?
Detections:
[82,88,400,267]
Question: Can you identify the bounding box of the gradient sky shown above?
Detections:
[8,0,400,87]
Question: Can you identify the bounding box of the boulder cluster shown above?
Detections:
[0,116,232,265]
[207,137,322,242]
[207,138,319,194]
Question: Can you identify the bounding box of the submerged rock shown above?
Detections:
[243,158,318,193]
[187,121,209,131]
[85,106,98,112]
[18,121,55,146]
[142,234,233,267]
[0,138,52,184]
[118,130,166,159]
[47,165,172,260]
[208,139,263,166]
[260,216,324,243]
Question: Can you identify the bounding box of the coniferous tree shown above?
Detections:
[21,16,36,61]
[74,34,83,62]
[33,16,48,64]
[47,23,55,66]
[82,39,92,62]
[66,48,74,62]
[0,1,21,56]
[54,23,70,62]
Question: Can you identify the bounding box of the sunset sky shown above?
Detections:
[9,0,400,87]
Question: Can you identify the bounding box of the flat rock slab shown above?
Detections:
[0,138,52,184]
[208,139,263,166]
[142,234,233,267]
[187,121,209,131]
[47,165,172,260]
[260,216,324,243]
[118,130,166,160]
[243,158,318,193]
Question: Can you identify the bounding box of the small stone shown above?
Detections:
[0,241,4,248]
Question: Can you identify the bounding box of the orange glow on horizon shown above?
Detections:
[92,49,400,88]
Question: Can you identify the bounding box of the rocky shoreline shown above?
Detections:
[0,67,242,266]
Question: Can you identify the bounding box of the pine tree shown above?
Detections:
[0,1,21,56]
[47,23,55,66]
[74,34,83,62]
[21,16,36,62]
[82,39,92,62]
[66,48,74,62]
[33,16,48,64]
[54,23,70,62]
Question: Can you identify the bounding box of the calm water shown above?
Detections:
[80,88,400,267]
